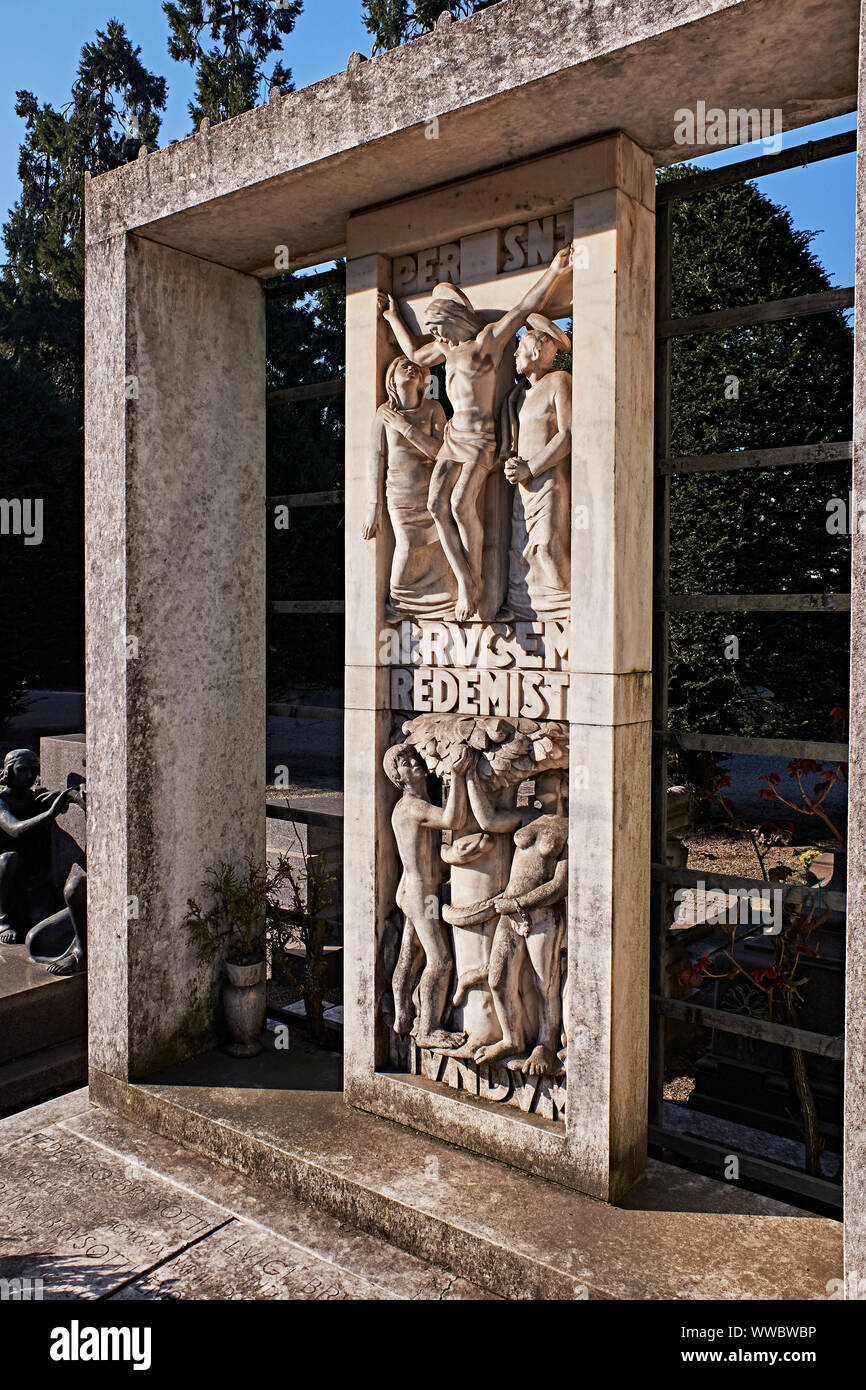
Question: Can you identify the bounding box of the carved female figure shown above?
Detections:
[0,749,86,974]
[0,750,69,943]
[362,355,456,619]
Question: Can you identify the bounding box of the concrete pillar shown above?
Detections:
[343,252,398,1087]
[845,0,866,1299]
[343,135,655,1200]
[566,178,655,1201]
[85,232,266,1083]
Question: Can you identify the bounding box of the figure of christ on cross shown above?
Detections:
[378,243,573,622]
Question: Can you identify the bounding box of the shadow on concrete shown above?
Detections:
[144,1035,342,1094]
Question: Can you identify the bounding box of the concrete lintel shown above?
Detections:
[84,0,858,275]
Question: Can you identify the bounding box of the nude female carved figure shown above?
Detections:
[0,749,86,975]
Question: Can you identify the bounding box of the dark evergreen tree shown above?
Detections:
[0,360,83,724]
[0,22,166,724]
[266,270,347,694]
[1,21,166,406]
[661,167,853,746]
[363,0,500,52]
[164,0,302,126]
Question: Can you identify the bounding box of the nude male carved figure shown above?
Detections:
[385,741,472,1049]
[500,314,573,621]
[378,244,573,622]
[473,814,569,1077]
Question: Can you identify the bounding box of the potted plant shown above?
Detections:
[183,857,274,1057]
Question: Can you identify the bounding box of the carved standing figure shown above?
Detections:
[385,741,472,1048]
[474,814,569,1076]
[500,315,572,620]
[362,355,456,619]
[378,244,573,622]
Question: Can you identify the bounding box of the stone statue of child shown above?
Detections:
[473,814,568,1076]
[0,749,86,974]
[500,314,572,621]
[384,741,472,1049]
[378,244,573,622]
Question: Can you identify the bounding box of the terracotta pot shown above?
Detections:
[223,957,266,1057]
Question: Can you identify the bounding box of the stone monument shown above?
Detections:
[344,135,654,1199]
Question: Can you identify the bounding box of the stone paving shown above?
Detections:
[0,1090,495,1301]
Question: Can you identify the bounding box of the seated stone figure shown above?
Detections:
[0,749,87,975]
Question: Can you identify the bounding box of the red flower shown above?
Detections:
[751,967,780,986]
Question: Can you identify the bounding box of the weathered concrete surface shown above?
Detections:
[85,236,266,1081]
[85,0,858,273]
[0,947,86,1115]
[0,1089,493,1300]
[89,1044,842,1301]
[844,0,866,1303]
[0,950,85,1066]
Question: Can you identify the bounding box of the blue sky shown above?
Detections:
[0,1,857,287]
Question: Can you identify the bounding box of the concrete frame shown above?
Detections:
[83,0,863,1287]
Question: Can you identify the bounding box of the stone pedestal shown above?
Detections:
[343,135,655,1201]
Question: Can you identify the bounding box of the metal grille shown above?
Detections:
[649,129,855,1208]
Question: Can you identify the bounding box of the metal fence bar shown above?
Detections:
[657,441,853,475]
[652,862,846,913]
[265,268,344,300]
[651,994,844,1059]
[648,1126,843,1206]
[266,801,343,831]
[658,287,854,339]
[648,136,852,1204]
[649,199,674,1130]
[268,378,346,404]
[268,490,344,508]
[661,593,850,613]
[269,600,345,614]
[267,703,344,722]
[656,729,849,760]
[657,129,857,204]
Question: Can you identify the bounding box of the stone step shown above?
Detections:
[90,1038,842,1301]
[0,946,86,1065]
[1,1088,495,1301]
[0,1038,87,1117]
